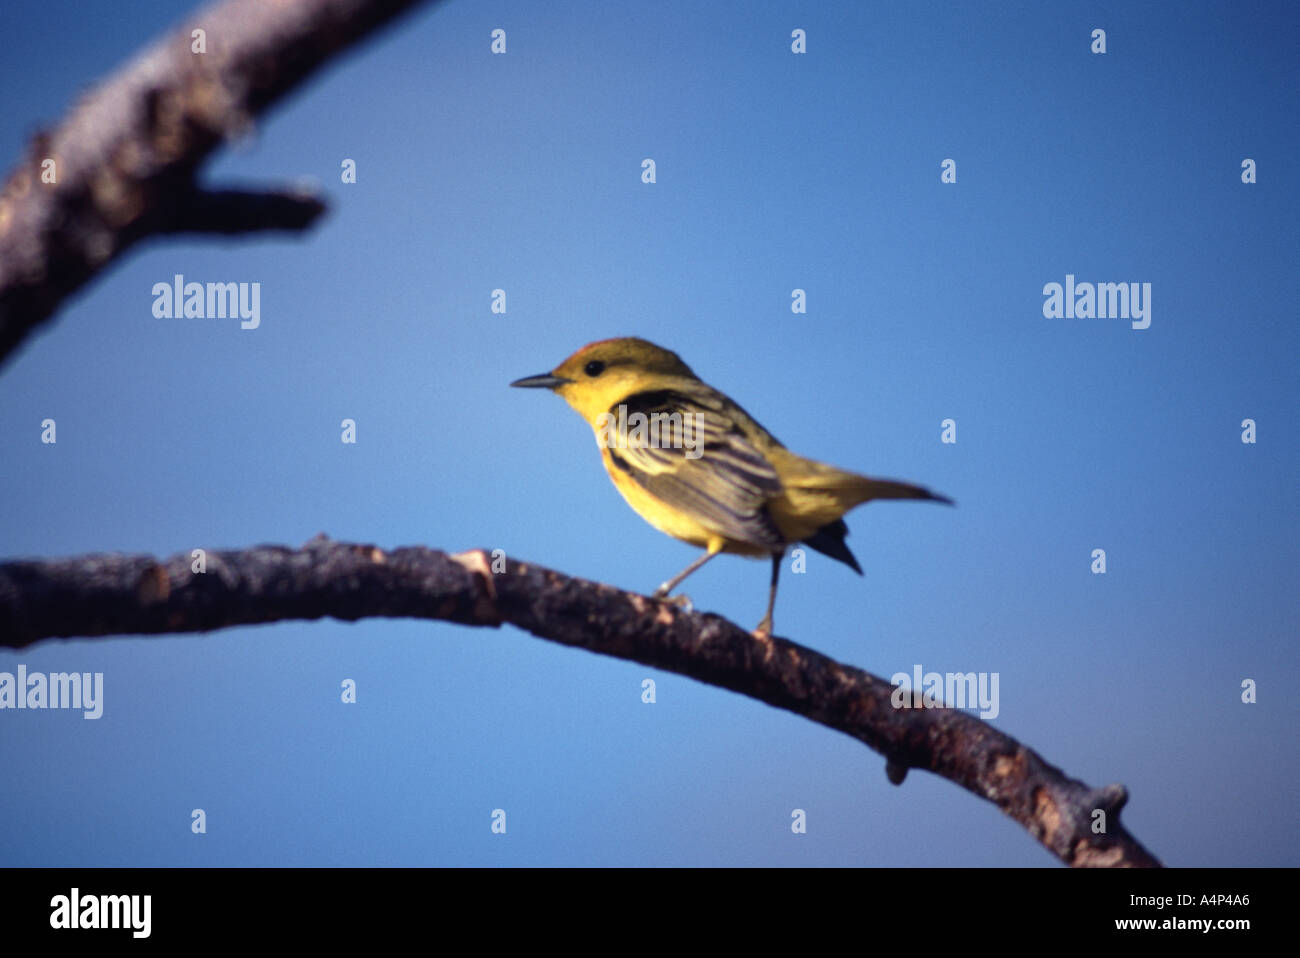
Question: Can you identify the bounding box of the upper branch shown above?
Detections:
[0,535,1162,868]
[0,0,436,367]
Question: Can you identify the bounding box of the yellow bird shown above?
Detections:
[511,338,951,637]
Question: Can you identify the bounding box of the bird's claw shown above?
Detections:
[655,592,694,613]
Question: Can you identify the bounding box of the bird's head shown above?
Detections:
[511,337,697,423]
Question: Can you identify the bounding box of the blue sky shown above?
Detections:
[1,0,1297,866]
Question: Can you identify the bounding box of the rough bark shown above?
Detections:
[0,535,1163,868]
[0,0,436,367]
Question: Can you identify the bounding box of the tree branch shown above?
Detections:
[0,535,1162,868]
[157,187,328,235]
[0,0,438,367]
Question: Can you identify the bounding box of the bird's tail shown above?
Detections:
[848,476,953,506]
[770,458,952,550]
[795,474,951,575]
[782,457,954,508]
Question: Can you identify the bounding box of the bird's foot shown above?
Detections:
[654,591,694,613]
[752,615,773,640]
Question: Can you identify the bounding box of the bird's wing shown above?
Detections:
[604,389,786,549]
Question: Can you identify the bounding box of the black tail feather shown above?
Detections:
[801,519,863,575]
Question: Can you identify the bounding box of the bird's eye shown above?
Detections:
[584,360,606,377]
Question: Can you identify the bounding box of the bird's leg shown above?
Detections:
[753,552,782,638]
[653,548,719,606]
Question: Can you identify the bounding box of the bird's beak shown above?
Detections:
[510,373,572,390]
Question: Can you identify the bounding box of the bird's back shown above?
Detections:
[682,383,950,548]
